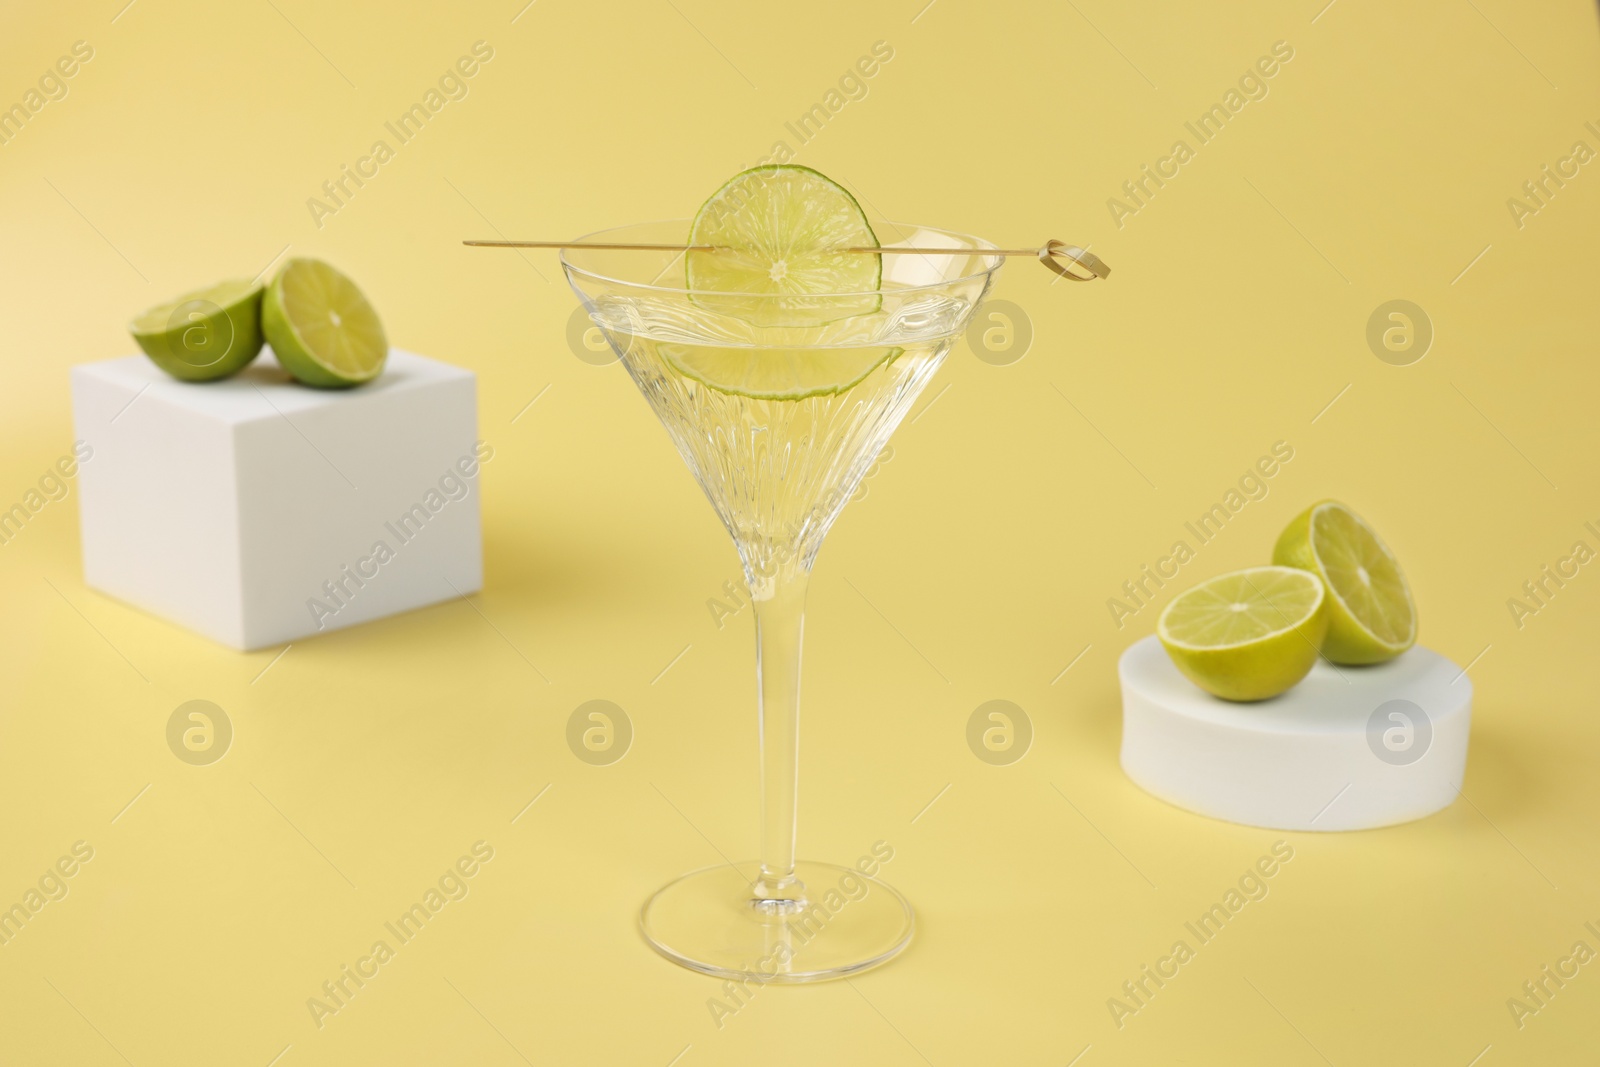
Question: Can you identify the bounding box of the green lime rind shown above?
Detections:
[130,279,264,382]
[1157,566,1329,702]
[1273,500,1417,665]
[687,163,881,328]
[262,258,387,389]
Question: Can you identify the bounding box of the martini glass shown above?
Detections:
[563,220,1001,982]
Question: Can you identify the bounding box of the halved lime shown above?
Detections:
[660,342,901,400]
[687,164,880,328]
[130,279,264,382]
[1157,566,1329,702]
[262,258,387,388]
[1273,501,1417,664]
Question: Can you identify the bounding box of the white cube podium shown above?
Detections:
[71,350,483,651]
[1119,636,1472,831]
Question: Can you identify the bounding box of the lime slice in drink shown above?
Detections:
[130,279,264,382]
[1157,566,1329,702]
[1273,500,1417,664]
[688,164,881,328]
[659,342,902,401]
[262,258,387,388]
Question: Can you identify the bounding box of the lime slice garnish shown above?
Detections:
[687,164,880,328]
[659,343,902,400]
[677,164,887,399]
[262,258,387,388]
[130,279,264,382]
[1273,500,1417,664]
[1157,566,1328,702]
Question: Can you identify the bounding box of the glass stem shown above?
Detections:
[750,565,810,906]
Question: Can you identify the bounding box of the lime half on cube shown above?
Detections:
[130,279,264,382]
[263,258,388,388]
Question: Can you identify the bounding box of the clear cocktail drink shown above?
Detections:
[564,210,1001,981]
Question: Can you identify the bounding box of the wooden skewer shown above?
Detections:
[462,238,1109,282]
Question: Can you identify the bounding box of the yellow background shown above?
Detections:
[2,0,1598,1063]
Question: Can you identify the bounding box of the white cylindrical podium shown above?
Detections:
[1118,636,1472,831]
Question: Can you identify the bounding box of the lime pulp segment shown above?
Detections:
[131,279,261,337]
[1310,503,1416,649]
[1159,567,1325,649]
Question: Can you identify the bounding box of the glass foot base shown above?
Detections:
[640,860,914,983]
